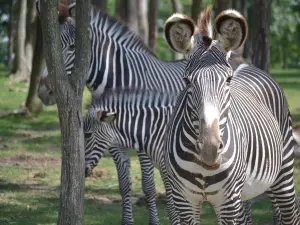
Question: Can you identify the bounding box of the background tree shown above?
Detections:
[25,18,44,114]
[39,0,91,224]
[191,0,202,22]
[91,0,107,10]
[148,0,158,53]
[10,0,28,79]
[214,0,232,16]
[137,0,148,44]
[251,0,272,73]
[119,0,139,35]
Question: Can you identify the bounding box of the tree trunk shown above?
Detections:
[148,0,158,53]
[119,0,138,35]
[39,0,91,224]
[171,0,183,60]
[214,0,232,15]
[137,0,148,45]
[10,0,28,79]
[251,0,271,73]
[115,0,120,18]
[8,0,16,69]
[24,0,38,79]
[91,0,107,10]
[25,18,44,114]
[191,0,202,22]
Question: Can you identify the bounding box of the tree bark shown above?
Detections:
[171,0,183,60]
[251,0,271,73]
[91,0,107,10]
[191,0,202,22]
[148,0,158,53]
[8,0,16,69]
[10,0,28,79]
[137,0,148,45]
[214,0,232,15]
[24,0,38,78]
[25,18,44,114]
[119,0,138,35]
[39,0,91,224]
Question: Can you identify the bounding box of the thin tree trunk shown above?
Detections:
[251,0,271,73]
[119,0,138,35]
[40,0,91,224]
[137,0,148,45]
[191,0,202,22]
[25,18,44,114]
[10,0,28,79]
[171,0,183,60]
[8,0,16,69]
[214,0,232,15]
[91,0,107,10]
[24,0,38,78]
[115,0,120,18]
[148,0,158,53]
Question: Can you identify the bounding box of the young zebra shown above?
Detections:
[162,6,300,225]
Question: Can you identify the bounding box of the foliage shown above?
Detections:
[270,0,300,68]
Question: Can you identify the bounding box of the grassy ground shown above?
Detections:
[0,67,300,225]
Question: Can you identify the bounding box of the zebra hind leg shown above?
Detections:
[110,146,134,225]
[137,151,160,225]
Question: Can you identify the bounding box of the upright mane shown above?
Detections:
[197,5,213,39]
[58,0,70,24]
[91,8,156,56]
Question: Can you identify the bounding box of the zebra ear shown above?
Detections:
[68,3,76,18]
[97,110,116,123]
[164,14,196,54]
[35,0,40,16]
[214,9,248,52]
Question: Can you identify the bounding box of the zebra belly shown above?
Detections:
[241,179,273,201]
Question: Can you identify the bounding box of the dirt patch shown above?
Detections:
[88,169,110,179]
[0,154,60,169]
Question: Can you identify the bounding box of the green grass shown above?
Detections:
[0,67,300,225]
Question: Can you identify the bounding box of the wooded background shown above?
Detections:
[1,0,298,116]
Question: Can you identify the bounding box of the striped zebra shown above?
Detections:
[36,1,185,224]
[36,1,281,224]
[162,6,300,225]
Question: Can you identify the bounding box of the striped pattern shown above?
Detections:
[84,89,178,225]
[163,39,300,224]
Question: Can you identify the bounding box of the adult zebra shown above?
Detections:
[36,1,186,224]
[162,6,300,225]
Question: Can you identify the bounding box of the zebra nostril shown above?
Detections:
[49,90,53,96]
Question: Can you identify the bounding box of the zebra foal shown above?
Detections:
[162,6,300,225]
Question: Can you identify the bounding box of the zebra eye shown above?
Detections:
[226,76,232,86]
[69,44,75,50]
[183,77,192,87]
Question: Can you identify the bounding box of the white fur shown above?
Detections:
[203,103,219,128]
[165,13,190,23]
[221,9,243,19]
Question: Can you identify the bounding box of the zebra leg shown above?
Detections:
[216,197,249,225]
[137,151,160,225]
[110,146,134,225]
[159,166,181,225]
[268,171,300,224]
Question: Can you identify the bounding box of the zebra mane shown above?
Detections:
[90,8,156,57]
[88,88,178,111]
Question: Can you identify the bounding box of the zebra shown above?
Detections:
[162,6,300,225]
[36,1,282,224]
[84,88,179,225]
[36,1,186,224]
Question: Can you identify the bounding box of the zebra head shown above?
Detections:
[164,7,248,168]
[36,0,77,105]
[84,108,116,177]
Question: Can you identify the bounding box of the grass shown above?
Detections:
[0,67,300,225]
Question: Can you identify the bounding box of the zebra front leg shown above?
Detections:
[110,146,134,225]
[137,151,160,225]
[159,166,181,225]
[216,197,250,225]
